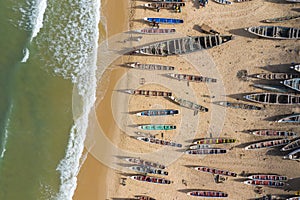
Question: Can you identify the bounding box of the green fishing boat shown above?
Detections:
[138,124,176,130]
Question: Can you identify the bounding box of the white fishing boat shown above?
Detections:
[282,78,300,92]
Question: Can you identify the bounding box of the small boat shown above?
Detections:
[213,101,261,110]
[244,180,285,187]
[138,124,176,130]
[281,138,300,151]
[193,166,237,177]
[234,0,252,2]
[165,73,217,83]
[282,78,300,92]
[284,148,300,161]
[254,195,283,200]
[136,109,179,116]
[291,64,300,73]
[136,137,182,147]
[213,0,233,4]
[124,157,166,169]
[253,73,299,80]
[125,62,175,70]
[135,195,155,200]
[186,148,227,154]
[251,84,289,93]
[245,139,290,150]
[248,174,288,181]
[129,165,168,175]
[124,89,172,97]
[262,15,300,23]
[130,175,171,184]
[199,0,209,6]
[244,93,300,105]
[129,35,233,56]
[168,96,208,112]
[189,144,211,150]
[193,138,236,145]
[286,0,300,2]
[187,190,228,198]
[250,130,296,137]
[144,17,184,24]
[286,197,300,200]
[144,2,185,10]
[246,26,300,40]
[277,114,300,123]
[134,28,176,35]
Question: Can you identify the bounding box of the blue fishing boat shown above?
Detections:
[136,109,179,116]
[144,17,184,24]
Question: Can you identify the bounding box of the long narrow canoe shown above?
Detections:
[262,15,300,23]
[251,84,289,93]
[282,78,300,92]
[138,124,176,130]
[136,109,179,116]
[193,166,237,177]
[168,96,208,112]
[281,138,300,151]
[135,195,156,200]
[286,0,300,2]
[284,148,300,161]
[193,138,236,144]
[244,93,300,105]
[125,62,175,70]
[248,174,288,181]
[165,73,217,83]
[213,0,233,4]
[187,190,228,198]
[144,17,184,24]
[151,0,185,2]
[189,144,211,150]
[124,157,166,169]
[245,139,290,150]
[130,35,233,56]
[144,2,185,10]
[277,114,300,123]
[214,101,261,110]
[133,28,176,35]
[129,165,168,175]
[186,148,227,154]
[244,180,285,187]
[250,130,296,137]
[136,136,182,147]
[130,175,171,184]
[246,26,300,40]
[124,89,172,97]
[253,73,299,80]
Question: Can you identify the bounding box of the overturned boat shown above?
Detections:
[277,114,300,123]
[284,148,300,161]
[248,174,288,181]
[213,101,261,110]
[252,73,299,80]
[193,166,237,177]
[124,157,166,169]
[130,35,233,56]
[133,28,176,35]
[245,138,290,150]
[244,93,300,105]
[282,78,300,92]
[165,73,217,83]
[136,109,179,116]
[250,130,296,137]
[124,89,172,97]
[129,165,168,176]
[130,175,171,184]
[168,96,208,112]
[187,190,228,198]
[186,148,227,155]
[281,138,300,151]
[193,138,236,145]
[246,26,300,40]
[244,180,285,187]
[125,62,175,70]
[138,124,176,130]
[136,136,182,147]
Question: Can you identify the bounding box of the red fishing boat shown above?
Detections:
[130,175,171,184]
[187,190,228,198]
[193,166,237,177]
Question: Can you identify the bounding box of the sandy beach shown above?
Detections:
[75,0,300,199]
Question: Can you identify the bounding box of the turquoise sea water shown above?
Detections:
[0,0,99,199]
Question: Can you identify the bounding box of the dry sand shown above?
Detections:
[75,0,300,199]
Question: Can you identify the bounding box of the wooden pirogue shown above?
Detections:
[281,138,300,151]
[129,165,168,175]
[193,166,237,177]
[245,138,290,150]
[168,96,208,112]
[213,101,261,110]
[244,180,285,187]
[124,89,172,97]
[248,174,288,181]
[246,26,300,39]
[262,15,300,23]
[250,130,296,137]
[138,124,176,131]
[144,2,185,10]
[187,190,228,198]
[133,28,176,35]
[193,138,236,144]
[165,73,217,83]
[124,157,166,169]
[136,109,179,116]
[130,175,171,184]
[252,73,300,80]
[244,93,300,105]
[284,148,300,161]
[125,62,175,70]
[136,136,182,147]
[186,148,227,155]
[277,114,300,123]
[282,78,300,92]
[130,35,233,56]
[134,195,156,200]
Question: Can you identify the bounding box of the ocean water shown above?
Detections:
[0,0,99,199]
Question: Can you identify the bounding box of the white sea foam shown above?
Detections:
[30,0,47,41]
[21,48,30,63]
[1,103,13,159]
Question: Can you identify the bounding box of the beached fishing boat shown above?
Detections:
[130,35,233,56]
[136,109,179,116]
[187,190,228,198]
[125,62,175,70]
[144,2,185,10]
[213,101,261,110]
[251,84,289,93]
[194,166,237,177]
[124,157,166,169]
[189,144,211,150]
[136,137,182,147]
[186,148,227,155]
[245,139,290,150]
[144,17,183,24]
[134,28,176,35]
[262,15,300,23]
[244,180,285,187]
[138,124,176,131]
[286,0,300,2]
[281,138,300,151]
[277,114,300,123]
[165,73,217,83]
[193,138,236,145]
[129,165,168,175]
[130,175,171,184]
[253,73,299,80]
[234,0,252,2]
[213,0,233,4]
[135,195,156,200]
[250,130,296,137]
[286,197,300,200]
[246,26,300,40]
[291,64,300,73]
[282,78,300,92]
[244,93,300,105]
[151,0,185,2]
[168,96,208,112]
[124,89,172,97]
[284,148,300,161]
[248,175,288,181]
